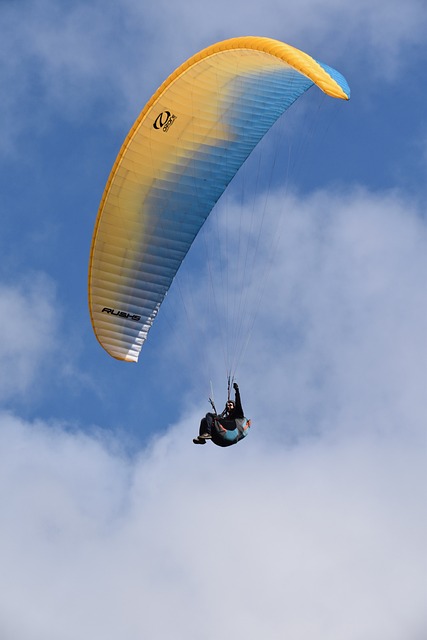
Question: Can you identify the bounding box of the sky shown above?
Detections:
[0,1,426,638]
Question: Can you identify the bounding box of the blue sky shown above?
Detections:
[1,1,426,638]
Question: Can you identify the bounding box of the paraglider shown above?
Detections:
[193,381,250,447]
[88,36,350,448]
[88,36,350,366]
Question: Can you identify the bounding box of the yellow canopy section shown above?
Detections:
[88,36,350,362]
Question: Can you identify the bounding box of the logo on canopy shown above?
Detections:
[153,110,177,132]
[101,307,141,322]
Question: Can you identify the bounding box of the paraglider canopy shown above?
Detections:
[88,36,350,362]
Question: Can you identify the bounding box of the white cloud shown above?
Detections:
[255,187,426,440]
[133,0,427,76]
[0,274,59,401]
[0,405,425,639]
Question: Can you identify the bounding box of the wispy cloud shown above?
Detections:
[0,274,59,401]
[1,0,426,153]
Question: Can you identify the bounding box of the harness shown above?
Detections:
[212,416,251,447]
